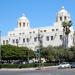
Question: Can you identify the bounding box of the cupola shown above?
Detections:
[56,6,71,23]
[18,14,30,29]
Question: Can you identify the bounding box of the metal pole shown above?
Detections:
[27,50,29,64]
[0,31,1,63]
[38,29,41,68]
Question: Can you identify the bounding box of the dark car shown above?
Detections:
[70,62,75,68]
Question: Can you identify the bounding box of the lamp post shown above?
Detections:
[37,29,43,68]
[0,30,1,63]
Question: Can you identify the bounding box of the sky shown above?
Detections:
[0,0,75,36]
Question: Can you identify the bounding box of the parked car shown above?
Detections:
[58,62,71,69]
[70,62,75,68]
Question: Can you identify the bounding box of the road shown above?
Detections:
[0,68,75,75]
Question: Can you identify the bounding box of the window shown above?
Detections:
[51,36,53,40]
[40,30,42,32]
[60,35,62,40]
[27,38,29,42]
[56,29,58,31]
[34,37,37,42]
[23,33,25,35]
[27,23,28,26]
[19,37,21,40]
[3,40,5,45]
[23,22,25,27]
[33,31,35,33]
[9,38,10,41]
[19,22,21,27]
[23,38,25,43]
[60,17,62,21]
[12,39,15,43]
[44,30,46,32]
[52,29,54,31]
[19,33,21,35]
[46,36,49,41]
[64,16,67,20]
[29,32,32,34]
[16,39,18,44]
[6,40,8,44]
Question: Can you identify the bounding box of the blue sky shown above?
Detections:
[0,0,75,36]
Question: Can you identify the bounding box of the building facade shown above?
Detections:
[1,6,74,50]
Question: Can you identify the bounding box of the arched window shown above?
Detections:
[64,16,67,20]
[27,23,29,27]
[19,22,21,27]
[23,38,25,43]
[23,22,25,27]
[3,40,5,45]
[60,17,62,21]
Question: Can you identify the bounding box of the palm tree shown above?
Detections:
[62,20,72,48]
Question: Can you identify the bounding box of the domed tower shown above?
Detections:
[18,14,30,29]
[56,6,71,23]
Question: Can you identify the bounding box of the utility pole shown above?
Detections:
[0,31,1,63]
[38,29,43,69]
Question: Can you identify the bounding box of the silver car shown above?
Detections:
[58,62,71,69]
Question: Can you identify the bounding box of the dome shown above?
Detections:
[56,6,71,23]
[58,6,68,15]
[19,13,29,22]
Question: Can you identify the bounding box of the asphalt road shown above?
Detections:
[0,68,75,75]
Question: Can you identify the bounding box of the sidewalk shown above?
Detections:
[0,66,58,71]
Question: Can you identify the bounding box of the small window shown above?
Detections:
[44,30,46,32]
[64,16,67,20]
[40,30,42,32]
[23,33,24,35]
[16,39,18,44]
[9,38,10,41]
[46,36,49,41]
[6,40,8,44]
[23,38,25,43]
[29,32,32,34]
[27,38,29,42]
[19,37,21,40]
[56,29,58,31]
[60,35,62,40]
[19,33,21,35]
[12,39,15,43]
[60,17,62,21]
[33,31,35,33]
[19,22,21,27]
[34,37,37,42]
[51,36,53,40]
[23,23,25,27]
[3,40,5,45]
[27,23,28,26]
[52,29,54,31]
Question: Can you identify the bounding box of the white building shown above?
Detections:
[1,6,74,50]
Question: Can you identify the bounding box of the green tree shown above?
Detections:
[1,45,35,63]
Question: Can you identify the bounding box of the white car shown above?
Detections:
[58,62,71,69]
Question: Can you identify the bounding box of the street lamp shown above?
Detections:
[0,30,1,63]
[37,29,43,68]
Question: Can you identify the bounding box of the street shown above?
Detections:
[0,68,75,75]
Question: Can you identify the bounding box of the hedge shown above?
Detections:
[0,63,57,68]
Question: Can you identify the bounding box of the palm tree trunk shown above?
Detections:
[65,35,68,48]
